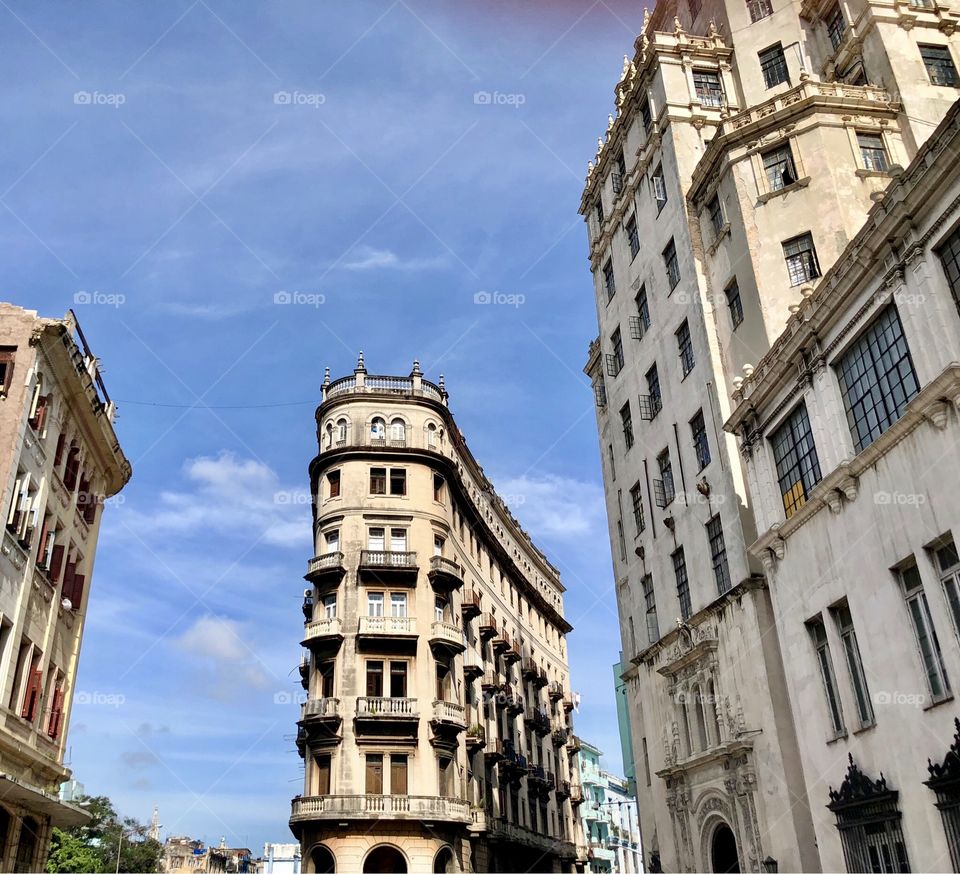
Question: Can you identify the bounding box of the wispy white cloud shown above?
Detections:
[339,244,448,272]
[174,614,272,697]
[491,472,606,539]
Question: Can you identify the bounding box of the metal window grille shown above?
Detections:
[630,483,645,533]
[708,195,724,237]
[620,403,634,449]
[763,144,798,191]
[783,233,821,286]
[664,240,681,289]
[827,5,847,52]
[604,260,616,301]
[646,365,662,418]
[642,576,658,643]
[921,44,959,86]
[771,402,822,518]
[706,515,731,595]
[726,281,744,328]
[691,410,710,470]
[937,225,960,312]
[857,132,888,170]
[672,549,691,620]
[677,321,695,376]
[693,70,724,106]
[747,0,773,22]
[760,44,790,87]
[626,217,640,258]
[657,451,675,506]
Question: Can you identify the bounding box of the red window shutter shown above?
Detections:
[35,395,50,432]
[21,669,42,721]
[35,517,49,565]
[49,545,65,582]
[48,688,64,739]
[53,433,66,467]
[70,575,85,608]
[62,562,76,602]
[64,450,79,490]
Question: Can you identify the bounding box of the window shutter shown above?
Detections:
[49,545,65,582]
[70,575,85,608]
[48,687,64,739]
[35,517,49,565]
[53,433,66,467]
[62,561,76,602]
[82,494,97,525]
[22,669,42,721]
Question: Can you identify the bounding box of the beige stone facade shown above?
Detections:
[291,358,587,874]
[580,0,960,869]
[0,303,131,871]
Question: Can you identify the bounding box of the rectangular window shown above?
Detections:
[651,164,668,211]
[608,327,624,376]
[0,347,15,396]
[707,194,724,237]
[616,519,627,562]
[706,515,731,595]
[640,99,652,133]
[646,364,662,419]
[809,618,846,736]
[389,469,406,496]
[747,0,773,22]
[937,540,960,641]
[642,737,652,786]
[672,548,691,620]
[691,409,711,470]
[327,470,341,499]
[390,755,408,795]
[324,530,340,554]
[366,660,384,697]
[629,482,645,534]
[595,199,604,225]
[936,224,960,312]
[832,603,875,728]
[725,280,744,328]
[368,593,384,617]
[607,444,617,481]
[657,449,675,507]
[433,474,445,503]
[370,468,386,495]
[323,594,337,619]
[316,753,331,795]
[921,44,959,86]
[771,402,822,519]
[676,319,695,376]
[635,286,651,336]
[612,153,626,195]
[858,132,888,171]
[390,661,408,697]
[390,528,407,552]
[433,535,444,557]
[763,143,798,192]
[319,660,335,698]
[603,259,616,301]
[759,43,789,88]
[664,239,680,290]
[626,215,640,259]
[439,757,454,797]
[365,754,384,794]
[826,5,846,51]
[368,527,385,551]
[693,69,724,106]
[390,592,407,617]
[782,232,821,286]
[620,402,634,450]
[900,564,951,700]
[836,305,919,453]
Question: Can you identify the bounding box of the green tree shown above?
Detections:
[47,795,162,874]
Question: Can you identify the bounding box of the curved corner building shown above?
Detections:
[290,356,588,874]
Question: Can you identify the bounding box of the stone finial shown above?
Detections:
[355,350,366,373]
[743,363,755,378]
[709,18,718,36]
[643,7,651,29]
[607,113,615,132]
[411,359,422,376]
[674,15,683,32]
[588,160,595,177]
[621,54,631,81]
[322,367,330,386]
[439,374,446,392]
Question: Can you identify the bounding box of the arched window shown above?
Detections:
[426,422,438,447]
[325,422,333,448]
[336,418,348,444]
[14,816,38,874]
[389,418,406,444]
[371,417,385,442]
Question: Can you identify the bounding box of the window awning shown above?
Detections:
[0,775,91,828]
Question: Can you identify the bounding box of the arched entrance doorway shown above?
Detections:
[433,846,454,873]
[363,845,407,874]
[711,823,740,873]
[310,845,335,874]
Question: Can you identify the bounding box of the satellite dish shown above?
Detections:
[61,598,72,610]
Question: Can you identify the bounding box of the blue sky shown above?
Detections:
[2,0,644,851]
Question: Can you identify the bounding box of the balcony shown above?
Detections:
[502,635,521,665]
[548,681,564,701]
[358,550,418,584]
[300,697,340,722]
[570,784,585,805]
[429,621,466,654]
[555,779,571,800]
[431,699,467,732]
[506,687,524,716]
[500,743,527,779]
[461,589,482,620]
[356,615,418,647]
[304,552,345,587]
[463,652,484,680]
[428,555,464,592]
[290,794,470,828]
[355,696,418,720]
[563,695,575,713]
[567,734,582,754]
[552,728,568,747]
[525,708,551,735]
[466,724,486,750]
[534,667,549,688]
[484,738,505,762]
[480,671,500,692]
[521,658,538,680]
[491,630,509,655]
[302,617,344,649]
[527,765,549,794]
[478,613,497,640]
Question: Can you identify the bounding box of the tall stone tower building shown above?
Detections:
[581,0,960,869]
[291,357,588,874]
[0,304,131,871]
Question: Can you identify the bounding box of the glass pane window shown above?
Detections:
[658,449,675,506]
[642,575,658,644]
[836,305,919,452]
[921,44,959,86]
[595,199,604,225]
[763,143,798,191]
[726,280,744,328]
[836,604,875,727]
[651,165,668,211]
[664,239,681,289]
[620,402,634,450]
[826,5,847,51]
[324,530,340,554]
[630,482,645,534]
[370,467,387,495]
[640,100,652,133]
[693,70,724,106]
[936,540,960,640]
[390,528,407,552]
[604,259,616,301]
[368,527,385,551]
[706,515,731,595]
[368,592,384,617]
[691,409,711,470]
[771,402,823,519]
[707,194,724,237]
[323,594,337,619]
[759,43,789,88]
[747,0,773,22]
[809,619,845,735]
[676,320,695,376]
[626,216,640,259]
[672,548,691,620]
[646,365,662,417]
[900,564,951,700]
[611,327,624,374]
[636,286,651,332]
[782,232,821,286]
[937,225,960,312]
[858,132,888,170]
[391,592,407,617]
